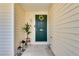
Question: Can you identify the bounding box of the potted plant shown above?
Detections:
[23,23,31,44]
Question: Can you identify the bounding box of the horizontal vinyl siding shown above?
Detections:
[49,4,79,56]
[0,4,13,56]
[14,4,26,55]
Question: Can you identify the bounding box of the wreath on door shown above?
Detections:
[39,15,44,21]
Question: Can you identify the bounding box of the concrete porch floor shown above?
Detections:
[22,44,54,56]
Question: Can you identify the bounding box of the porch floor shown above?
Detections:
[22,44,54,56]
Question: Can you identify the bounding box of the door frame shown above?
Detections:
[35,14,48,44]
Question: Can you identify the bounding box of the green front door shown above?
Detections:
[35,15,47,42]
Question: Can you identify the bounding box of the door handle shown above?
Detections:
[39,29,44,31]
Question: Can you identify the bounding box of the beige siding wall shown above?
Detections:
[14,4,26,53]
[49,4,79,56]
